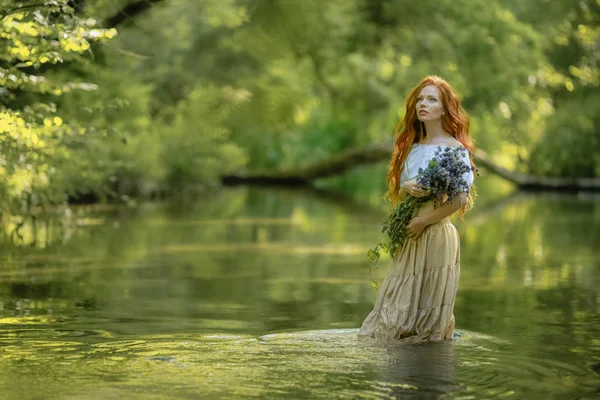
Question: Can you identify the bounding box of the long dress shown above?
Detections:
[358,143,474,343]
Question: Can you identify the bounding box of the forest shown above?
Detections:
[1,0,599,216]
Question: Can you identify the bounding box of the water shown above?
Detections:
[0,187,598,399]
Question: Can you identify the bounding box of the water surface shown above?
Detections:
[0,187,598,399]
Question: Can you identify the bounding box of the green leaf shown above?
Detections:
[370,278,379,290]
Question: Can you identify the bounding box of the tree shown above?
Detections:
[0,0,118,214]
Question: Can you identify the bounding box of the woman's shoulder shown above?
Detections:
[433,136,463,148]
[413,137,465,150]
[446,138,464,148]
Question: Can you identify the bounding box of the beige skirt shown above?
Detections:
[358,217,460,343]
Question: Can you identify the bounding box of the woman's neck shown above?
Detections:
[422,121,451,143]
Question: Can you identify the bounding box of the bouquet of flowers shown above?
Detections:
[367,146,475,289]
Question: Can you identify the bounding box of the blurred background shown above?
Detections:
[0,1,598,399]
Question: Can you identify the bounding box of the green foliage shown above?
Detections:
[159,83,247,190]
[1,0,598,216]
[505,0,600,177]
[0,0,118,214]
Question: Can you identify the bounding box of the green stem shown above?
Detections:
[368,195,429,289]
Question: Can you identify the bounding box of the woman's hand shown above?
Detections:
[406,216,428,240]
[402,180,430,198]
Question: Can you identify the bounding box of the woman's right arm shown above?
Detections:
[398,183,408,201]
[400,179,430,200]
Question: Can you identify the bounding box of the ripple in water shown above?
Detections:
[0,328,597,399]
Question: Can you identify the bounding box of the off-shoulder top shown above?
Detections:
[400,143,474,190]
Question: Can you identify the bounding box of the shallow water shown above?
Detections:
[0,187,599,399]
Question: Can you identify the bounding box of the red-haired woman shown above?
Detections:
[358,76,476,343]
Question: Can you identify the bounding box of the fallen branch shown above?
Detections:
[221,141,600,191]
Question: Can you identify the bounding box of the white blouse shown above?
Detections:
[400,143,474,190]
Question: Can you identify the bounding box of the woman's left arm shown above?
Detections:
[406,193,467,239]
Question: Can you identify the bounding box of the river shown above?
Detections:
[0,185,598,399]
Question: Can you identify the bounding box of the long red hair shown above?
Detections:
[385,75,476,217]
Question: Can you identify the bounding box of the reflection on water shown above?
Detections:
[1,329,597,399]
[370,338,458,399]
[0,186,599,399]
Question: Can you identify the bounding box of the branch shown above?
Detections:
[221,140,600,191]
[221,141,392,186]
[104,0,166,27]
[98,41,149,59]
[0,3,48,21]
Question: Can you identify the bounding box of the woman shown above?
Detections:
[358,75,476,343]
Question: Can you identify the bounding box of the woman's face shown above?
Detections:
[416,85,444,121]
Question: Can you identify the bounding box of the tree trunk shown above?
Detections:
[221,141,600,191]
